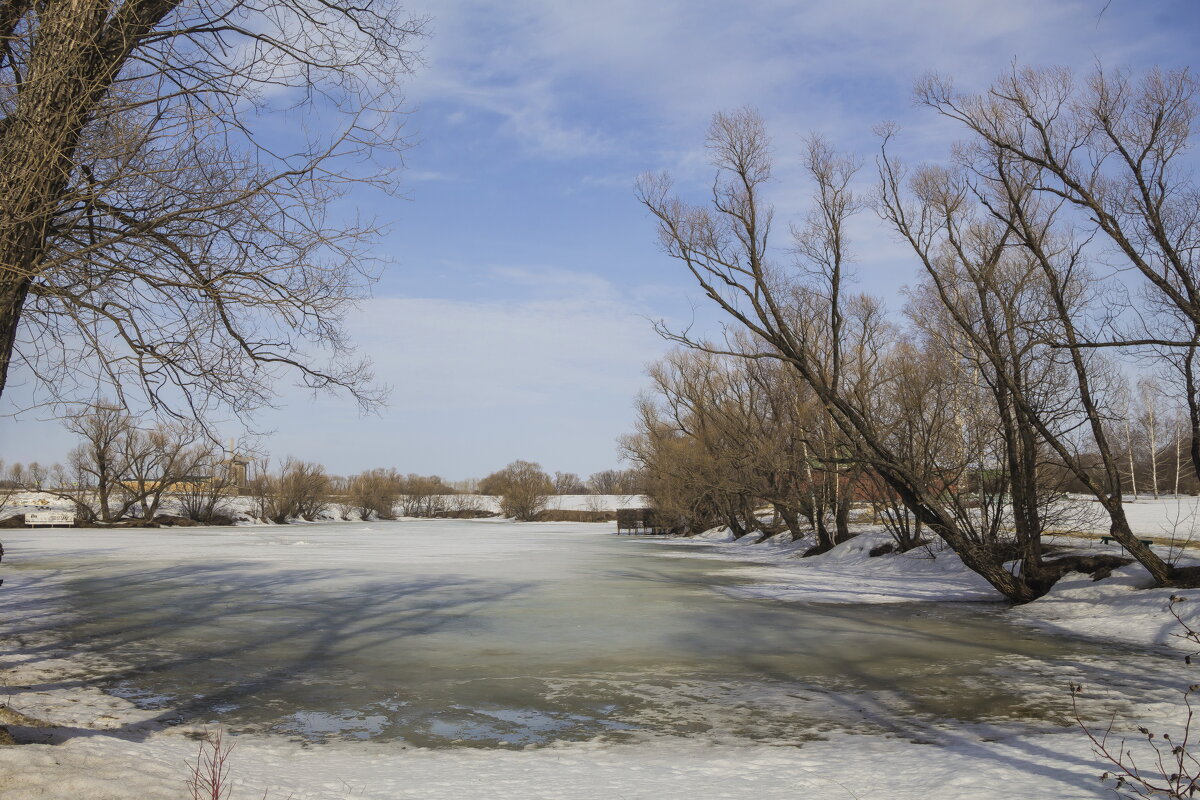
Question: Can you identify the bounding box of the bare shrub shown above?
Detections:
[175,443,235,524]
[187,730,234,800]
[185,728,284,800]
[587,469,644,495]
[482,461,553,521]
[444,492,491,515]
[553,472,587,494]
[1073,597,1200,798]
[254,459,331,523]
[397,474,453,517]
[348,469,401,520]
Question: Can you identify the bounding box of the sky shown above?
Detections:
[2,0,1198,480]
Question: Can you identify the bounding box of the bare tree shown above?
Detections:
[645,349,762,539]
[1139,377,1166,498]
[117,420,209,521]
[585,469,644,495]
[916,65,1200,486]
[888,89,1175,584]
[552,471,587,495]
[174,441,234,523]
[0,2,426,418]
[621,404,729,535]
[255,458,331,523]
[482,460,553,521]
[347,469,401,520]
[631,345,852,544]
[1114,382,1141,499]
[0,460,24,518]
[48,402,211,522]
[397,473,452,517]
[60,402,135,522]
[638,109,1083,602]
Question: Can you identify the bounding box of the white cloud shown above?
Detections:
[404,169,463,182]
[348,282,668,413]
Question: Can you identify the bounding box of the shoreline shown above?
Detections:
[651,524,1200,652]
[0,519,1197,799]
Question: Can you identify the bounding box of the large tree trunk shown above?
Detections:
[0,278,30,396]
[0,0,181,402]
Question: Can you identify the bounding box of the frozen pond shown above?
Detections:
[1,521,1170,748]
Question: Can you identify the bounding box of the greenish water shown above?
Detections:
[14,523,1169,747]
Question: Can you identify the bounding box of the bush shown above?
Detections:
[397,473,454,517]
[481,460,553,521]
[252,458,330,523]
[348,468,401,520]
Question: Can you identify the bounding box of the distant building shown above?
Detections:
[227,452,249,494]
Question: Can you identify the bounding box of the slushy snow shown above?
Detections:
[2,498,1200,799]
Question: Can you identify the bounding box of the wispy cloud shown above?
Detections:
[408,0,1187,165]
[404,169,464,182]
[348,278,666,414]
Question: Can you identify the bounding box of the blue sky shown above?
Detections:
[2,0,1198,480]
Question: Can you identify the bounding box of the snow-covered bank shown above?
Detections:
[658,514,1200,651]
[674,528,1005,605]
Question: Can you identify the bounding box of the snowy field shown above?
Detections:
[0,505,1199,798]
[2,491,650,522]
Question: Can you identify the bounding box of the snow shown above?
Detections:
[3,501,1200,799]
[670,529,1005,605]
[542,494,648,511]
[1112,494,1200,542]
[2,491,649,522]
[0,726,1140,800]
[654,500,1200,651]
[1011,564,1197,649]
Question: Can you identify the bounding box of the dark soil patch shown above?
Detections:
[430,509,499,519]
[803,534,859,558]
[1167,565,1200,588]
[104,519,160,528]
[533,509,616,523]
[153,514,201,527]
[1043,553,1134,583]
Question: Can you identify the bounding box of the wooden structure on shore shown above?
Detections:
[616,507,670,535]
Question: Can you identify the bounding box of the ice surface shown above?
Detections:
[0,516,1197,798]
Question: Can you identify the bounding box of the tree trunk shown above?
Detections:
[0,278,31,397]
[725,512,748,540]
[834,499,851,544]
[773,503,804,541]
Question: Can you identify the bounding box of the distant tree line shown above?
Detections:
[2,411,645,525]
[631,65,1200,603]
[1,404,232,524]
